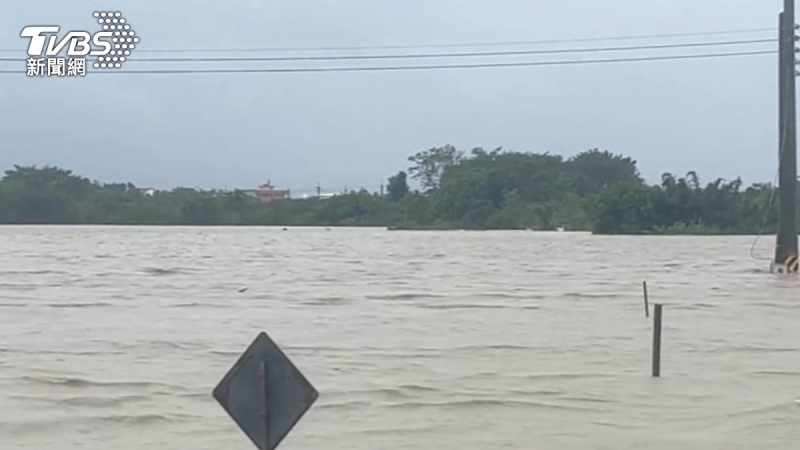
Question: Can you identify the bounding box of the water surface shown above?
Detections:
[0,226,798,450]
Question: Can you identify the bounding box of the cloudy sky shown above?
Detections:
[0,0,786,196]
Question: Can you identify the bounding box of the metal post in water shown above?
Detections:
[652,304,663,377]
[642,281,650,318]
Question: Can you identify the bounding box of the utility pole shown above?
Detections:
[774,0,799,274]
[316,182,321,199]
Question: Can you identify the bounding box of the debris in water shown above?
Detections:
[238,287,249,293]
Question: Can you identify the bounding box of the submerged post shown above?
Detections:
[774,6,799,274]
[642,281,650,318]
[651,304,662,377]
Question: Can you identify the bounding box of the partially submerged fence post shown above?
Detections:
[652,303,663,377]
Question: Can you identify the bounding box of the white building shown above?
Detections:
[301,192,341,199]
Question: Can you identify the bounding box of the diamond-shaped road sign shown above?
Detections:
[213,332,318,450]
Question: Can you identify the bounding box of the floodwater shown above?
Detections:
[0,226,798,450]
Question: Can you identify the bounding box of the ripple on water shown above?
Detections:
[45,302,115,309]
[8,393,151,408]
[421,304,540,311]
[140,267,186,276]
[19,375,186,392]
[0,413,203,435]
[383,398,599,412]
[365,293,447,301]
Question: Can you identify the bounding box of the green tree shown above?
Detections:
[407,145,464,192]
[566,149,642,195]
[592,183,658,234]
[386,171,409,201]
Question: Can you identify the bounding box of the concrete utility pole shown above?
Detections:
[774,0,799,274]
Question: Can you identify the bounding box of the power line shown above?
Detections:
[0,38,773,64]
[0,27,776,54]
[0,50,775,75]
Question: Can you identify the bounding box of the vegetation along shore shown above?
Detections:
[0,145,783,234]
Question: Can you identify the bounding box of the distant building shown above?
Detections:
[242,181,290,203]
[137,187,156,196]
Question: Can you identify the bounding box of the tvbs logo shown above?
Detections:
[20,11,139,77]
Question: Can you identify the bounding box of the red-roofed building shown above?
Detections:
[242,181,290,203]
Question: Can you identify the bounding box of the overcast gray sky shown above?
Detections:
[0,0,785,196]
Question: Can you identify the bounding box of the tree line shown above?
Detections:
[0,145,782,234]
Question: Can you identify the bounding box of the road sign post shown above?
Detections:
[213,332,318,450]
